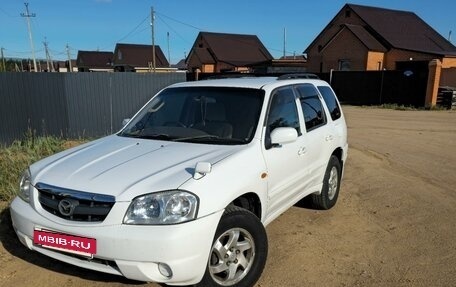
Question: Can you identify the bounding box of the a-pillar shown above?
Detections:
[425,59,442,108]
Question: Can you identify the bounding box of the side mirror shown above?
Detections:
[121,118,130,127]
[270,127,298,146]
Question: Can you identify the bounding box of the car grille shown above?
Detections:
[36,182,115,222]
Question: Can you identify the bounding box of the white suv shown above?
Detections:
[11,76,348,287]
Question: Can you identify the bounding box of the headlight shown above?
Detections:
[123,190,199,225]
[19,169,32,203]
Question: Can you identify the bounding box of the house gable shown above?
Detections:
[76,51,114,71]
[113,43,169,71]
[305,3,456,72]
[187,32,273,72]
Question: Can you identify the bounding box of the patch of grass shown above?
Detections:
[378,103,418,111]
[0,131,84,202]
[374,103,450,111]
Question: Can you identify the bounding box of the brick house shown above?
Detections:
[76,51,114,72]
[186,32,273,73]
[112,43,170,72]
[305,4,456,73]
[305,3,456,107]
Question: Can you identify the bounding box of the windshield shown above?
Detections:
[119,86,264,145]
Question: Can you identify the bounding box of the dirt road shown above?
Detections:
[1,106,456,287]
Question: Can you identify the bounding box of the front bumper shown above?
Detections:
[10,197,223,285]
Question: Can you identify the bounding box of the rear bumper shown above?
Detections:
[10,197,223,285]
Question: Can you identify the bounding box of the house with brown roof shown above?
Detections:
[305,3,456,73]
[76,51,114,72]
[112,43,171,72]
[186,32,273,73]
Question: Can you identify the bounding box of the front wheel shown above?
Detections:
[196,206,268,287]
[311,155,341,210]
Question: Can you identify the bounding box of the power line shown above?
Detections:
[156,14,193,45]
[0,7,14,17]
[155,11,204,31]
[99,14,149,51]
[117,14,149,43]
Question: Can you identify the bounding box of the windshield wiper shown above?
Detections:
[174,135,247,144]
[122,133,174,140]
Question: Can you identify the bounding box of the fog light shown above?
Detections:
[158,262,173,278]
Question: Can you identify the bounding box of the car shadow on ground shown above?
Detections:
[293,195,315,209]
[0,206,166,286]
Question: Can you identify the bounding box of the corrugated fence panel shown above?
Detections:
[65,73,112,138]
[0,72,186,145]
[0,73,68,142]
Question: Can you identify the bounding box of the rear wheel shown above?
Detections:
[311,155,341,210]
[196,206,267,287]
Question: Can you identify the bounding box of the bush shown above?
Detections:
[0,133,73,202]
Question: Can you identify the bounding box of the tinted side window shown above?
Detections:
[295,85,326,132]
[267,87,300,134]
[318,86,341,121]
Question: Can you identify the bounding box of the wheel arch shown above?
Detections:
[331,147,344,172]
[229,192,262,220]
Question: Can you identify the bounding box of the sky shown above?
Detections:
[1,0,455,64]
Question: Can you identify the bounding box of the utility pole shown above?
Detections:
[21,3,37,72]
[150,6,156,72]
[1,47,5,72]
[283,27,286,58]
[66,44,72,72]
[43,37,54,72]
[167,32,171,67]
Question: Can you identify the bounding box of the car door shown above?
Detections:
[295,84,336,189]
[262,86,312,217]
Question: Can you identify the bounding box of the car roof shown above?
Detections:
[168,77,330,90]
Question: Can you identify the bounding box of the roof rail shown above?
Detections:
[277,73,319,80]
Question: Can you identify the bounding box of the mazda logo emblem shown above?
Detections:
[58,198,79,216]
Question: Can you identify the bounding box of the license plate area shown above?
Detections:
[33,228,97,257]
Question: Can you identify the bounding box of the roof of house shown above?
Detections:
[343,24,388,52]
[76,51,113,69]
[305,3,456,56]
[172,59,187,70]
[189,32,274,66]
[113,43,169,68]
[279,55,307,61]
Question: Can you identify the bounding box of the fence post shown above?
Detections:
[425,59,442,108]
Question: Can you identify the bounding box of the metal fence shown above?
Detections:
[0,72,186,145]
[317,69,428,107]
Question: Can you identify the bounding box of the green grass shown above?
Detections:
[373,103,450,111]
[0,132,83,202]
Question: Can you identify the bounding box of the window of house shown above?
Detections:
[295,85,327,131]
[338,59,351,71]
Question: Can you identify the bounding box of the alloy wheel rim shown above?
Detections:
[327,166,339,200]
[209,227,255,286]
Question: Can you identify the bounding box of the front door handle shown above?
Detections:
[298,147,307,156]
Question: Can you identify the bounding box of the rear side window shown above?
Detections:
[318,86,341,121]
[295,84,326,132]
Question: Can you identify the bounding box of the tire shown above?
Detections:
[196,206,268,287]
[311,155,341,210]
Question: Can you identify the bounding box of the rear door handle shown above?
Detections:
[325,135,334,141]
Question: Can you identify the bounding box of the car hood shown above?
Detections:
[31,135,241,200]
